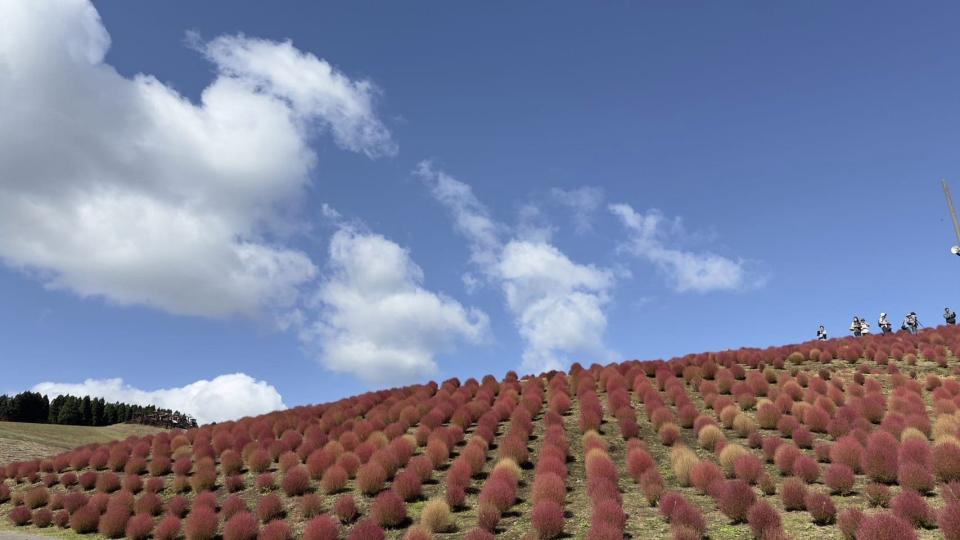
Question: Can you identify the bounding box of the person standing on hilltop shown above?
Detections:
[945,307,956,325]
[850,316,862,337]
[860,318,871,336]
[878,313,893,335]
[817,325,828,341]
[903,312,920,335]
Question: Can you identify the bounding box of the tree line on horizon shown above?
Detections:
[0,391,192,427]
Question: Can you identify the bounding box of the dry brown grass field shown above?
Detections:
[2,327,960,540]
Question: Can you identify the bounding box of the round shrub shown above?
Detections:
[532,500,564,539]
[155,515,182,540]
[734,454,762,484]
[357,462,387,495]
[53,509,69,528]
[717,479,755,523]
[532,472,566,505]
[856,512,917,540]
[24,486,49,509]
[804,491,836,525]
[33,507,53,528]
[334,495,357,524]
[303,515,339,540]
[402,525,431,540]
[780,477,807,511]
[939,502,960,540]
[825,463,854,495]
[392,469,422,502]
[184,506,219,540]
[371,489,407,528]
[222,495,250,521]
[257,493,285,523]
[477,502,500,531]
[865,482,892,507]
[259,519,291,540]
[282,465,310,497]
[830,435,864,472]
[898,461,934,493]
[464,528,495,540]
[837,508,863,540]
[347,518,385,540]
[690,461,723,495]
[934,441,960,482]
[134,492,163,516]
[70,504,100,534]
[746,500,781,540]
[420,498,453,533]
[9,505,31,526]
[125,513,154,540]
[97,472,122,493]
[864,430,899,483]
[792,455,820,483]
[320,465,348,494]
[891,489,934,528]
[671,501,706,539]
[299,493,324,519]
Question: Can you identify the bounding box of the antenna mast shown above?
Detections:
[943,179,960,255]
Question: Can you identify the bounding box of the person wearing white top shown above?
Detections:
[860,318,871,335]
[878,313,892,335]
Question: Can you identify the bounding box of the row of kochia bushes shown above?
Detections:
[626,342,960,540]
[5,323,960,538]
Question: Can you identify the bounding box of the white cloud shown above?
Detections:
[299,226,489,384]
[551,186,605,233]
[32,373,285,425]
[0,0,395,318]
[419,163,616,373]
[609,203,760,293]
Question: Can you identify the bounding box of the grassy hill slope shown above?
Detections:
[0,422,162,465]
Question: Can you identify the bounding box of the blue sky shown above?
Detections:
[2,1,959,422]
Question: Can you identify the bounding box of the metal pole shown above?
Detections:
[944,179,960,244]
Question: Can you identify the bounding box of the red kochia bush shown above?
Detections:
[259,519,292,540]
[9,505,31,526]
[154,516,182,540]
[746,501,781,540]
[717,480,755,523]
[532,472,566,505]
[780,477,807,511]
[184,506,219,540]
[320,465,348,494]
[70,504,100,534]
[392,469,422,502]
[125,513,154,540]
[464,529,495,540]
[804,491,836,525]
[357,462,388,495]
[891,489,934,528]
[224,512,260,540]
[33,508,53,528]
[531,500,564,539]
[690,461,723,495]
[939,502,960,540]
[830,435,864,472]
[824,464,855,495]
[864,430,899,483]
[371,490,407,528]
[346,518,385,540]
[334,495,358,524]
[303,515,340,540]
[282,465,310,496]
[856,512,917,540]
[257,494,285,523]
[837,508,864,540]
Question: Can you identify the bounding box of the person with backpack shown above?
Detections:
[945,307,957,325]
[817,325,827,341]
[878,313,893,335]
[850,316,862,337]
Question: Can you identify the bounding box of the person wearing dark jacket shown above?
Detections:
[946,308,957,325]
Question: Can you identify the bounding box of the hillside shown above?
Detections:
[0,423,163,465]
[2,328,960,539]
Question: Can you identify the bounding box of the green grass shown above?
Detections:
[0,421,162,464]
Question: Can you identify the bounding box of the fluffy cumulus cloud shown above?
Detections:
[299,225,489,384]
[0,0,395,318]
[32,373,285,425]
[418,163,616,373]
[610,203,760,293]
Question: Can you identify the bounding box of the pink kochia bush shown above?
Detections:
[717,479,755,523]
[863,430,899,483]
[856,512,918,540]
[531,500,564,539]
